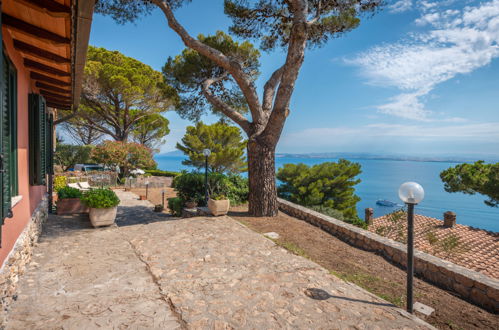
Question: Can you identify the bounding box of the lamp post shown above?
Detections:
[398,181,425,314]
[203,149,211,204]
[145,181,150,200]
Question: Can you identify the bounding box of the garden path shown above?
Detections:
[6,190,433,329]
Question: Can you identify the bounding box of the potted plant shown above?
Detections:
[154,204,164,212]
[56,187,88,215]
[81,189,120,227]
[208,194,230,216]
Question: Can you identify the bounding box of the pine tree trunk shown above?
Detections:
[247,140,278,216]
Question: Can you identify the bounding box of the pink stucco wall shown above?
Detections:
[0,27,47,266]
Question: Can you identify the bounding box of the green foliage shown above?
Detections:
[225,1,381,51]
[57,187,82,199]
[130,113,170,150]
[81,189,120,208]
[167,197,184,217]
[163,31,260,121]
[277,160,362,219]
[91,141,157,178]
[54,144,93,171]
[440,161,499,207]
[173,172,248,206]
[176,121,247,173]
[308,205,367,229]
[71,46,177,143]
[54,176,67,192]
[144,169,181,177]
[172,172,205,205]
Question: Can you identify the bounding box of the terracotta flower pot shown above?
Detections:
[207,198,230,216]
[139,195,147,200]
[57,198,89,215]
[89,207,117,227]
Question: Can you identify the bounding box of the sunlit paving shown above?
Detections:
[0,0,497,329]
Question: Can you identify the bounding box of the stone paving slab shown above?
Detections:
[5,190,432,329]
[5,194,181,329]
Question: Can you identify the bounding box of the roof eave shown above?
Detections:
[71,0,95,110]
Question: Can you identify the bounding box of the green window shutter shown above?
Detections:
[1,56,12,222]
[46,114,54,175]
[8,59,17,197]
[29,94,47,186]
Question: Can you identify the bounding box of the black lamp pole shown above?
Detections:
[204,155,209,204]
[406,202,415,314]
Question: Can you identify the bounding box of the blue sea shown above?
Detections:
[155,155,499,232]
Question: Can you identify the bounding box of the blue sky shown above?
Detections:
[88,0,499,157]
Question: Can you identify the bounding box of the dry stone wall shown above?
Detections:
[0,196,48,325]
[278,198,498,313]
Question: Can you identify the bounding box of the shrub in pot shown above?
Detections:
[81,189,120,227]
[208,193,230,216]
[57,187,88,215]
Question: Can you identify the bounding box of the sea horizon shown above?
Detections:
[154,154,499,233]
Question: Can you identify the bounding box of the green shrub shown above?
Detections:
[308,205,367,229]
[145,169,181,177]
[57,186,82,199]
[172,172,205,205]
[81,189,120,208]
[277,160,362,219]
[54,176,67,192]
[308,205,344,220]
[172,172,248,206]
[168,197,183,216]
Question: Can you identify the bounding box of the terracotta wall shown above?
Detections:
[0,27,46,266]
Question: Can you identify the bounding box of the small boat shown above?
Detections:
[376,199,398,207]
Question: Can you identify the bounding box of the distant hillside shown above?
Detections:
[156,150,184,157]
[275,152,499,163]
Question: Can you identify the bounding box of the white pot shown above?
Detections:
[89,207,117,227]
[207,198,230,216]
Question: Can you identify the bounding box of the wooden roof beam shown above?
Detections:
[24,59,70,77]
[30,71,71,87]
[35,82,71,94]
[40,90,71,101]
[17,0,71,17]
[13,39,70,64]
[2,13,70,45]
[47,102,71,110]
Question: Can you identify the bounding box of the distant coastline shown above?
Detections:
[274,152,499,164]
[156,150,499,164]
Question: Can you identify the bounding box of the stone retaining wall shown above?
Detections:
[0,196,48,324]
[278,198,499,313]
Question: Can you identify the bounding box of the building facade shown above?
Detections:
[0,0,94,321]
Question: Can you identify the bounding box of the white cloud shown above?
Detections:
[347,0,499,121]
[285,122,499,140]
[389,0,413,13]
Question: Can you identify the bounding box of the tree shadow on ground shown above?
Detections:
[304,288,394,307]
[115,205,179,227]
[40,206,181,240]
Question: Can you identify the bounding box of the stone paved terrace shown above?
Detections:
[369,213,499,279]
[5,190,433,329]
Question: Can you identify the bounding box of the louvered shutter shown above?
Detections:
[46,114,54,175]
[29,94,47,186]
[1,55,12,223]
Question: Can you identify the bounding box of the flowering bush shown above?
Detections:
[91,141,157,179]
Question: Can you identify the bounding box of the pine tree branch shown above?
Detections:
[202,75,251,134]
[151,0,263,125]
